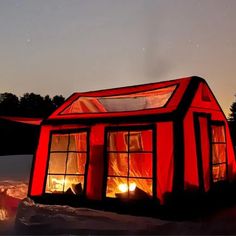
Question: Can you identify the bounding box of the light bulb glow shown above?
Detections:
[129,183,136,191]
[118,183,136,193]
[118,183,128,193]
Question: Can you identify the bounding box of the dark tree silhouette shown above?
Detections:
[229,101,236,122]
[0,93,19,116]
[0,92,65,155]
[0,92,65,118]
[18,93,65,118]
[43,95,54,117]
[52,95,65,108]
[19,93,46,117]
[228,97,236,147]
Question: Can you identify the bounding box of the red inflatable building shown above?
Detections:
[28,76,236,206]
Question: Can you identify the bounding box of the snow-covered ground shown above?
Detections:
[0,181,28,234]
[0,155,32,234]
[0,155,33,181]
[11,197,236,235]
[1,155,236,234]
[15,198,169,235]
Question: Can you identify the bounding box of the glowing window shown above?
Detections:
[211,124,227,182]
[61,85,176,114]
[106,129,153,199]
[45,131,87,195]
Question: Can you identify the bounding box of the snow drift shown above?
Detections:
[15,198,168,235]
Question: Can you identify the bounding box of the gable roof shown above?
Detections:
[47,76,212,122]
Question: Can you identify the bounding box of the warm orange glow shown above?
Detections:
[0,208,8,221]
[51,178,66,191]
[118,183,128,193]
[129,183,136,191]
[118,183,136,193]
[107,177,152,198]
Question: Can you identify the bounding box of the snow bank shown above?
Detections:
[14,197,236,235]
[0,180,28,234]
[15,198,169,235]
[0,181,28,221]
[0,181,28,199]
[0,155,31,222]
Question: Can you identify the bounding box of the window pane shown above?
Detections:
[107,131,128,151]
[67,153,86,174]
[129,153,152,177]
[45,175,65,193]
[64,175,84,194]
[128,132,143,151]
[212,125,226,142]
[128,178,153,198]
[140,130,153,151]
[213,164,226,182]
[48,153,67,174]
[106,177,127,198]
[218,164,226,181]
[61,85,177,114]
[212,144,226,164]
[108,153,128,176]
[69,132,87,151]
[50,134,69,151]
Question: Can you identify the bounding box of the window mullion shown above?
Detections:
[63,134,71,193]
[127,131,130,197]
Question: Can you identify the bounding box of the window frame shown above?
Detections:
[44,128,90,195]
[210,121,228,184]
[59,84,178,115]
[103,125,156,200]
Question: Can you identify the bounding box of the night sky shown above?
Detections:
[0,0,236,115]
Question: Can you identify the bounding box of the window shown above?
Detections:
[106,129,153,199]
[45,131,88,195]
[60,85,176,114]
[211,124,227,182]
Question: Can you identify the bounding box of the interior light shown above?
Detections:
[118,183,128,193]
[118,183,136,193]
[129,183,136,191]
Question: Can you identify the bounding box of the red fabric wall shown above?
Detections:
[190,82,219,110]
[156,122,174,204]
[30,125,51,196]
[183,81,236,191]
[184,111,199,190]
[198,116,210,192]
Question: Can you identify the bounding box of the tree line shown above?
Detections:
[0,92,65,155]
[0,92,65,118]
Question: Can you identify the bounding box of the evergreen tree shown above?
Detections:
[228,96,236,147]
[229,101,236,122]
